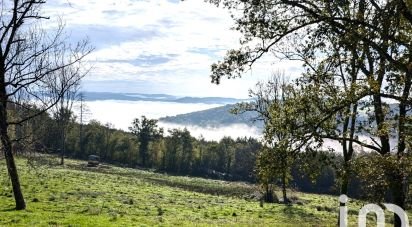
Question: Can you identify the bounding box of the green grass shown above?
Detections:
[0,156,395,226]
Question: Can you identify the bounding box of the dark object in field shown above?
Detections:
[87,155,100,167]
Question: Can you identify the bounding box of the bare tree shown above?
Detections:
[77,92,89,158]
[48,58,87,165]
[0,1,92,210]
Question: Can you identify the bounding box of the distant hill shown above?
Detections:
[82,92,247,104]
[159,104,263,128]
[158,103,404,131]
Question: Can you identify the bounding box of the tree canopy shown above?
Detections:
[208,1,412,225]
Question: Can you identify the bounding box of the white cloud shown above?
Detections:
[43,0,303,98]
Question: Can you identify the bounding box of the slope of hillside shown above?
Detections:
[0,157,365,226]
[159,104,264,128]
[158,102,403,130]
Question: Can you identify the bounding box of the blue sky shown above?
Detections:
[45,0,301,98]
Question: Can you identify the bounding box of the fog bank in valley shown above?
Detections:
[81,100,389,149]
[158,122,262,141]
[80,100,262,141]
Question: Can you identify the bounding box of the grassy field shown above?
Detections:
[0,156,389,226]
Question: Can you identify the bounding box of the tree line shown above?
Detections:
[10,106,387,204]
[26,112,262,182]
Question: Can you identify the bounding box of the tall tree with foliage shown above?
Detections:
[0,0,91,210]
[281,32,364,198]
[235,74,319,203]
[164,128,195,173]
[180,128,194,173]
[129,116,163,167]
[208,1,412,225]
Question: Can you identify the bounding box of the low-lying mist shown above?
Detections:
[158,122,262,141]
[82,100,221,128]
[78,100,261,141]
[79,100,390,147]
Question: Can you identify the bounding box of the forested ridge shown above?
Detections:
[159,104,263,128]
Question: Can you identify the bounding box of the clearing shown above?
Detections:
[0,157,381,226]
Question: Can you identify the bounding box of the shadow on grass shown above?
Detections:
[145,177,256,197]
[63,162,257,198]
[282,205,318,222]
[0,207,17,212]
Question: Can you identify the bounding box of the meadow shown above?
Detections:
[0,157,385,226]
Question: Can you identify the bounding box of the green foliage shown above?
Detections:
[352,153,389,203]
[256,146,291,202]
[353,152,412,204]
[160,104,261,128]
[13,106,262,183]
[208,0,412,216]
[241,74,319,203]
[164,128,194,173]
[129,116,164,167]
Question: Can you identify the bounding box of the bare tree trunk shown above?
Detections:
[264,184,274,203]
[388,165,406,227]
[338,164,349,225]
[340,169,349,196]
[0,0,90,212]
[60,125,65,165]
[79,122,83,158]
[281,170,288,204]
[59,114,65,165]
[391,183,405,227]
[0,74,25,209]
[2,131,26,210]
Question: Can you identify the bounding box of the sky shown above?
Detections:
[44,0,302,98]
